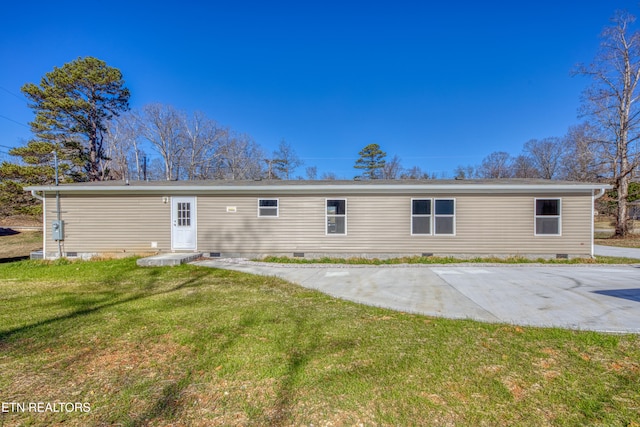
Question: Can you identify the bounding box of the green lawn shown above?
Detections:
[0,258,638,426]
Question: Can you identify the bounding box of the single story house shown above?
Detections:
[26,179,610,260]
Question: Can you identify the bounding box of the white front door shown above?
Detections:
[171,197,197,250]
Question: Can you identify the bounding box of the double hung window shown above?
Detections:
[411,199,431,234]
[258,199,279,217]
[326,199,346,234]
[411,198,455,235]
[535,199,561,235]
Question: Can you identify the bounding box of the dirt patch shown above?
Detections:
[0,229,43,260]
[595,233,640,249]
[0,215,42,227]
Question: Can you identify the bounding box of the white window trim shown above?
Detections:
[257,198,279,218]
[411,198,432,236]
[325,198,347,235]
[171,196,198,251]
[534,198,562,236]
[410,198,456,236]
[434,198,456,236]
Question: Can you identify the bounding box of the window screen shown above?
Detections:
[535,199,561,235]
[434,199,455,235]
[412,199,431,234]
[258,199,279,217]
[327,199,346,234]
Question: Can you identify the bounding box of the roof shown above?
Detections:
[25,179,611,195]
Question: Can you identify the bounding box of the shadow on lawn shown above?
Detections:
[0,256,29,264]
[0,268,211,345]
[132,373,193,426]
[267,313,322,425]
[0,228,19,236]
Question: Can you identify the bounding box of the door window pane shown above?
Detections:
[178,202,191,226]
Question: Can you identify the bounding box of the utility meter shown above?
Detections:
[52,220,64,241]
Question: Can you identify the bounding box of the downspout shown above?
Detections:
[592,188,607,257]
[54,151,62,259]
[30,190,45,256]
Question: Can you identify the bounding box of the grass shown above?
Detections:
[0,229,42,262]
[0,258,639,426]
[595,232,640,249]
[260,255,640,265]
[594,217,640,248]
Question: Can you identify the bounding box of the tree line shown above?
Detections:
[102,105,302,182]
[453,123,604,181]
[1,10,640,236]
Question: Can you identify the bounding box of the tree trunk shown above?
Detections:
[615,164,631,237]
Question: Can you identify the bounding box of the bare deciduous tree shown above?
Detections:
[560,122,607,181]
[137,104,185,180]
[381,155,403,179]
[181,111,227,180]
[103,112,145,180]
[478,151,513,178]
[453,165,477,179]
[401,165,432,179]
[320,171,338,180]
[511,155,539,178]
[215,133,264,180]
[270,139,303,180]
[305,166,318,180]
[523,137,564,179]
[574,11,640,236]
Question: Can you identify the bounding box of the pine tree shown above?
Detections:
[0,57,129,218]
[354,143,386,179]
[0,142,60,216]
[21,56,130,181]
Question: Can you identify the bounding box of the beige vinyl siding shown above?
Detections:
[197,192,593,256]
[43,194,171,256]
[43,190,594,258]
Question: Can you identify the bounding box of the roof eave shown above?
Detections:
[24,183,613,195]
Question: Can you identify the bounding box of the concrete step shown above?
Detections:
[137,253,202,267]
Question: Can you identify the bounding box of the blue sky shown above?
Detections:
[1,0,639,178]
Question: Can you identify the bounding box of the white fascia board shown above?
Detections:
[24,183,612,195]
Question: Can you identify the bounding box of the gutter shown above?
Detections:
[24,183,614,195]
[593,187,607,199]
[591,186,609,258]
[31,190,44,201]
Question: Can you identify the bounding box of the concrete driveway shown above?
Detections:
[193,259,640,334]
[594,244,640,259]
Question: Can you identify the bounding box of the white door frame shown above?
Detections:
[171,196,197,250]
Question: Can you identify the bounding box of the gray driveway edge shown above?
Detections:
[594,244,640,259]
[192,259,640,334]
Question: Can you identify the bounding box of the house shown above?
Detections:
[25,179,610,260]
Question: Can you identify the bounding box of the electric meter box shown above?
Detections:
[52,220,64,241]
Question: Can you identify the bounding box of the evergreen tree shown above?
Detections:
[21,56,130,181]
[0,57,129,218]
[354,143,386,179]
[0,142,60,216]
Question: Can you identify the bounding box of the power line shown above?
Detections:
[0,114,29,128]
[0,85,26,102]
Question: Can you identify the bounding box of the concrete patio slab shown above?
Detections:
[137,253,202,267]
